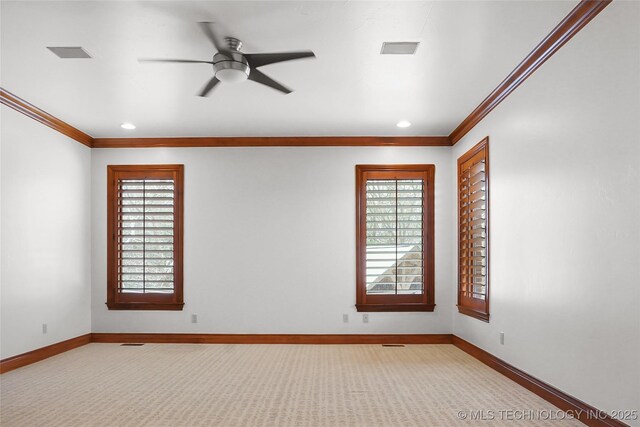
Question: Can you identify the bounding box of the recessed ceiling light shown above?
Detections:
[396,120,411,128]
[121,123,136,130]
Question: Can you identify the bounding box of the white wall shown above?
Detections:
[91,147,453,334]
[4,2,637,417]
[452,1,640,419]
[0,105,92,359]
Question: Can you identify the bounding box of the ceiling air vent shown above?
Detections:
[380,42,419,55]
[47,46,92,59]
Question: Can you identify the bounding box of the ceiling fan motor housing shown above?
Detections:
[212,39,250,83]
[140,23,314,95]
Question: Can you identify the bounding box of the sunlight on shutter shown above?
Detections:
[460,159,486,300]
[117,179,175,294]
[458,139,489,315]
[365,179,424,295]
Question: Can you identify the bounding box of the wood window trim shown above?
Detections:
[355,164,435,312]
[457,138,490,322]
[107,164,184,311]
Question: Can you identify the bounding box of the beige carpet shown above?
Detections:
[1,343,581,426]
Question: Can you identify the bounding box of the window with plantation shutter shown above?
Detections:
[457,138,489,321]
[107,165,184,310]
[355,165,435,312]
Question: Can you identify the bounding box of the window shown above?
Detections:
[355,165,435,312]
[107,165,184,310]
[457,138,489,321]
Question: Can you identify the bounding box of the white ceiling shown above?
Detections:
[1,1,576,138]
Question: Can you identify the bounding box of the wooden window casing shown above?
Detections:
[355,165,435,312]
[457,138,489,321]
[107,165,184,310]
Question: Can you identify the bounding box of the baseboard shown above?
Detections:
[0,332,627,427]
[0,333,91,374]
[451,336,628,427]
[90,333,453,345]
[1,333,450,374]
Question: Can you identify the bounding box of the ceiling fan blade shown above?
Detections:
[244,51,315,68]
[138,59,214,64]
[248,69,292,94]
[198,76,220,97]
[197,21,231,56]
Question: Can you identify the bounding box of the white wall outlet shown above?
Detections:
[42,323,48,334]
[191,314,198,324]
[342,314,349,323]
[500,332,505,345]
[362,314,369,323]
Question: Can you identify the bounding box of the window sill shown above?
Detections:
[457,305,489,322]
[356,303,436,312]
[106,302,185,311]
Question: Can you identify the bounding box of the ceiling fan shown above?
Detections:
[139,22,316,97]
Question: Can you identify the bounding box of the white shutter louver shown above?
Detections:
[117,179,175,294]
[107,165,184,310]
[365,179,424,295]
[355,165,435,312]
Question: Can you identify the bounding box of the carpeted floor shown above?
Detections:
[1,343,581,426]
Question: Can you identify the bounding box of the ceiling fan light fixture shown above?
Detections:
[216,68,249,83]
[214,61,250,83]
[140,22,315,96]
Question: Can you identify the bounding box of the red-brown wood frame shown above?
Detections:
[106,165,185,310]
[355,165,435,312]
[2,334,629,426]
[449,0,611,144]
[93,136,451,148]
[1,1,611,149]
[457,138,490,321]
[0,88,93,147]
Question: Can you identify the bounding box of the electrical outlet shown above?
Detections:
[362,314,369,323]
[500,332,505,345]
[191,314,198,324]
[42,323,48,334]
[342,314,349,323]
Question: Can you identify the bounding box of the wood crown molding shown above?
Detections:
[90,333,453,345]
[92,136,451,148]
[0,87,94,147]
[2,0,611,148]
[449,0,612,145]
[452,336,629,427]
[0,334,91,374]
[0,89,449,147]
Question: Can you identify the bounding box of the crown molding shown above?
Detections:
[92,136,451,148]
[449,0,612,145]
[1,88,449,147]
[2,0,611,149]
[0,87,94,147]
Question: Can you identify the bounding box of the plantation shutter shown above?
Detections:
[117,178,176,294]
[458,139,489,321]
[107,165,184,310]
[355,165,435,312]
[365,179,424,295]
